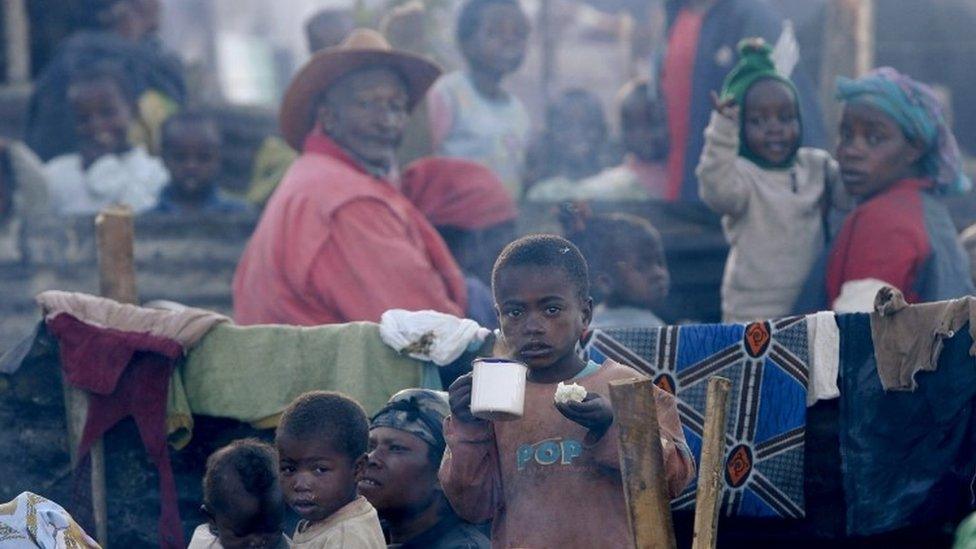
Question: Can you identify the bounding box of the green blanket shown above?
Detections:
[167,322,435,448]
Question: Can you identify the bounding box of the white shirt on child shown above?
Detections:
[44,146,168,215]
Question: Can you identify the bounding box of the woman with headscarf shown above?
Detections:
[360,389,489,549]
[801,67,974,312]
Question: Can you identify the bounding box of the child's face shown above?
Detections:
[162,123,222,197]
[612,243,670,309]
[742,79,800,165]
[277,434,365,524]
[359,427,439,517]
[495,265,592,374]
[837,101,923,199]
[68,80,132,160]
[621,95,667,163]
[550,101,605,171]
[462,4,529,79]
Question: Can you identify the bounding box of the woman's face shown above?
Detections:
[837,101,924,199]
[359,427,440,517]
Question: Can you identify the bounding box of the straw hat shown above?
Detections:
[279,28,442,150]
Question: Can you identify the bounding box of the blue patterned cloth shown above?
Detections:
[583,317,809,518]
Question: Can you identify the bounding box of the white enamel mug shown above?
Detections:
[470,358,528,421]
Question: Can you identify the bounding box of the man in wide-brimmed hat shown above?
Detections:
[233,29,467,326]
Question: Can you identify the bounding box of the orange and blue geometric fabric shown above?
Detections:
[583,317,808,518]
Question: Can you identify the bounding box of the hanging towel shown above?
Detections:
[170,322,431,444]
[806,311,840,406]
[837,312,976,536]
[0,492,100,548]
[582,316,809,519]
[870,286,976,391]
[46,313,185,549]
[36,291,229,351]
[379,309,490,366]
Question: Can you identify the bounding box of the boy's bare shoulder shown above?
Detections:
[596,359,648,383]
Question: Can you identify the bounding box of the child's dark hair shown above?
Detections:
[276,391,369,462]
[550,88,606,132]
[203,438,283,532]
[618,79,660,122]
[492,234,589,301]
[161,110,222,148]
[68,61,138,107]
[456,0,523,45]
[559,203,664,277]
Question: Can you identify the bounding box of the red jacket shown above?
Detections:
[233,132,467,325]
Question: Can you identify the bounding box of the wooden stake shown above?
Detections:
[691,377,732,549]
[609,378,676,549]
[65,205,138,547]
[2,0,30,83]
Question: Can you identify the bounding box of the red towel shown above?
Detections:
[48,313,185,549]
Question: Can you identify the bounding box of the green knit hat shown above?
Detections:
[720,37,797,106]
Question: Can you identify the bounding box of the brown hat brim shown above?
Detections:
[279,49,441,150]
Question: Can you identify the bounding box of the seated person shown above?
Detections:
[190,438,289,549]
[401,156,518,328]
[526,89,608,203]
[276,391,385,548]
[44,63,168,215]
[360,389,489,548]
[154,111,252,214]
[561,205,670,328]
[579,79,669,201]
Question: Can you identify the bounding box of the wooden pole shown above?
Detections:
[2,0,30,84]
[854,0,875,77]
[609,378,676,549]
[691,377,732,549]
[66,205,137,547]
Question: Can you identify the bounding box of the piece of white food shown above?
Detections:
[554,382,587,404]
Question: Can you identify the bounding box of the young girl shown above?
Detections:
[427,0,531,198]
[44,63,168,215]
[191,439,289,549]
[560,205,670,328]
[440,235,694,548]
[526,89,608,203]
[696,38,845,323]
[821,67,973,311]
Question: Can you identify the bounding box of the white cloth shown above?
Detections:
[831,278,891,314]
[44,146,168,215]
[379,309,490,366]
[0,492,100,548]
[187,524,220,549]
[805,311,840,407]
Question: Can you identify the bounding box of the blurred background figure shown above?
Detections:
[305,8,356,54]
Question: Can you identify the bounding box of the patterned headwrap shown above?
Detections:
[370,389,450,454]
[836,67,971,194]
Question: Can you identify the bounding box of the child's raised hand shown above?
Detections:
[710,90,738,119]
[448,373,484,424]
[556,392,613,435]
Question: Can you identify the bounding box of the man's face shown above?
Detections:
[319,68,409,173]
[162,122,222,198]
[359,427,439,517]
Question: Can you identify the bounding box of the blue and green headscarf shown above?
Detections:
[836,67,971,194]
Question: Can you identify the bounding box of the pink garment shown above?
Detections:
[233,133,467,326]
[440,359,695,548]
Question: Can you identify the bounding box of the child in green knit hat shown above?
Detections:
[695,38,848,323]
